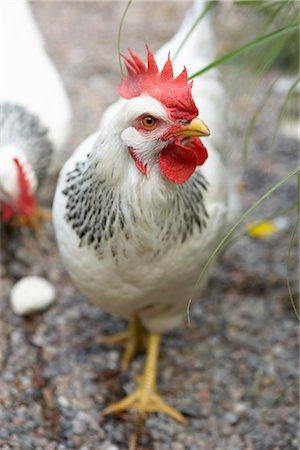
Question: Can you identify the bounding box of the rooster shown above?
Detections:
[53,1,238,431]
[0,1,72,230]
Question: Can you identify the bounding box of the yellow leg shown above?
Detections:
[11,207,52,235]
[99,315,146,371]
[103,332,186,425]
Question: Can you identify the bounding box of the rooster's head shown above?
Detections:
[115,47,210,184]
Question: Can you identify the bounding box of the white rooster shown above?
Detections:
[0,1,72,229]
[53,1,238,428]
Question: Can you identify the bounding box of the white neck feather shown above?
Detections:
[91,96,175,204]
[95,117,174,186]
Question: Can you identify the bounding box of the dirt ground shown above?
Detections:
[0,2,299,450]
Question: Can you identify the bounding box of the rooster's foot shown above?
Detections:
[103,377,186,423]
[103,333,186,424]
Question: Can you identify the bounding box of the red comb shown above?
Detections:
[119,46,198,121]
[1,159,35,221]
[14,159,36,217]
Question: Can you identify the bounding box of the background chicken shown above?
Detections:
[53,1,238,433]
[0,2,298,449]
[0,0,72,230]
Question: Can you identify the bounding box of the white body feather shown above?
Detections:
[53,2,239,333]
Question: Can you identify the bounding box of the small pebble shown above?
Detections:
[10,261,25,278]
[233,402,247,417]
[222,425,233,437]
[224,412,239,425]
[72,417,87,435]
[10,276,56,315]
[173,443,185,450]
[57,396,70,408]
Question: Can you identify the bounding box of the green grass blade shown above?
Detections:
[259,1,292,29]
[270,73,300,151]
[235,0,293,15]
[188,165,300,310]
[231,0,298,75]
[222,202,297,251]
[298,171,300,214]
[188,22,299,80]
[242,76,279,175]
[285,171,300,321]
[117,0,133,77]
[261,378,298,417]
[285,213,300,321]
[254,32,295,75]
[173,0,216,61]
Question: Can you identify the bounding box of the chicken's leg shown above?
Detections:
[100,314,146,371]
[11,207,52,235]
[103,332,186,424]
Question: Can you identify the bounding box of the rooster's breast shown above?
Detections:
[53,140,228,333]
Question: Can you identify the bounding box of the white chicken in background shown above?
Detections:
[0,0,72,228]
[53,0,239,432]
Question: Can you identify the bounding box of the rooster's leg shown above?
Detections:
[11,207,52,235]
[100,314,146,371]
[103,332,186,424]
[28,207,52,235]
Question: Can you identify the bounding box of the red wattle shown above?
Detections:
[159,144,196,184]
[159,137,208,184]
[128,138,208,185]
[190,139,208,165]
[128,148,147,175]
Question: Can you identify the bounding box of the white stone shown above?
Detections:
[273,215,291,231]
[10,276,56,315]
[57,396,70,408]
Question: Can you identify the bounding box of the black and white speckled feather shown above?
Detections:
[62,154,209,259]
[54,124,233,333]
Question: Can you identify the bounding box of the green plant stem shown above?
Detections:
[298,172,300,214]
[261,378,298,417]
[117,0,133,77]
[222,202,297,251]
[188,22,299,80]
[270,74,300,151]
[285,172,300,321]
[242,76,279,176]
[285,213,300,321]
[173,0,216,61]
[188,165,300,311]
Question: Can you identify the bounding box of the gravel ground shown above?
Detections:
[0,2,299,450]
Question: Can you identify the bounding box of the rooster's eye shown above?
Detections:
[142,116,156,128]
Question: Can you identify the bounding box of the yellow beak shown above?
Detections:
[174,118,210,138]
